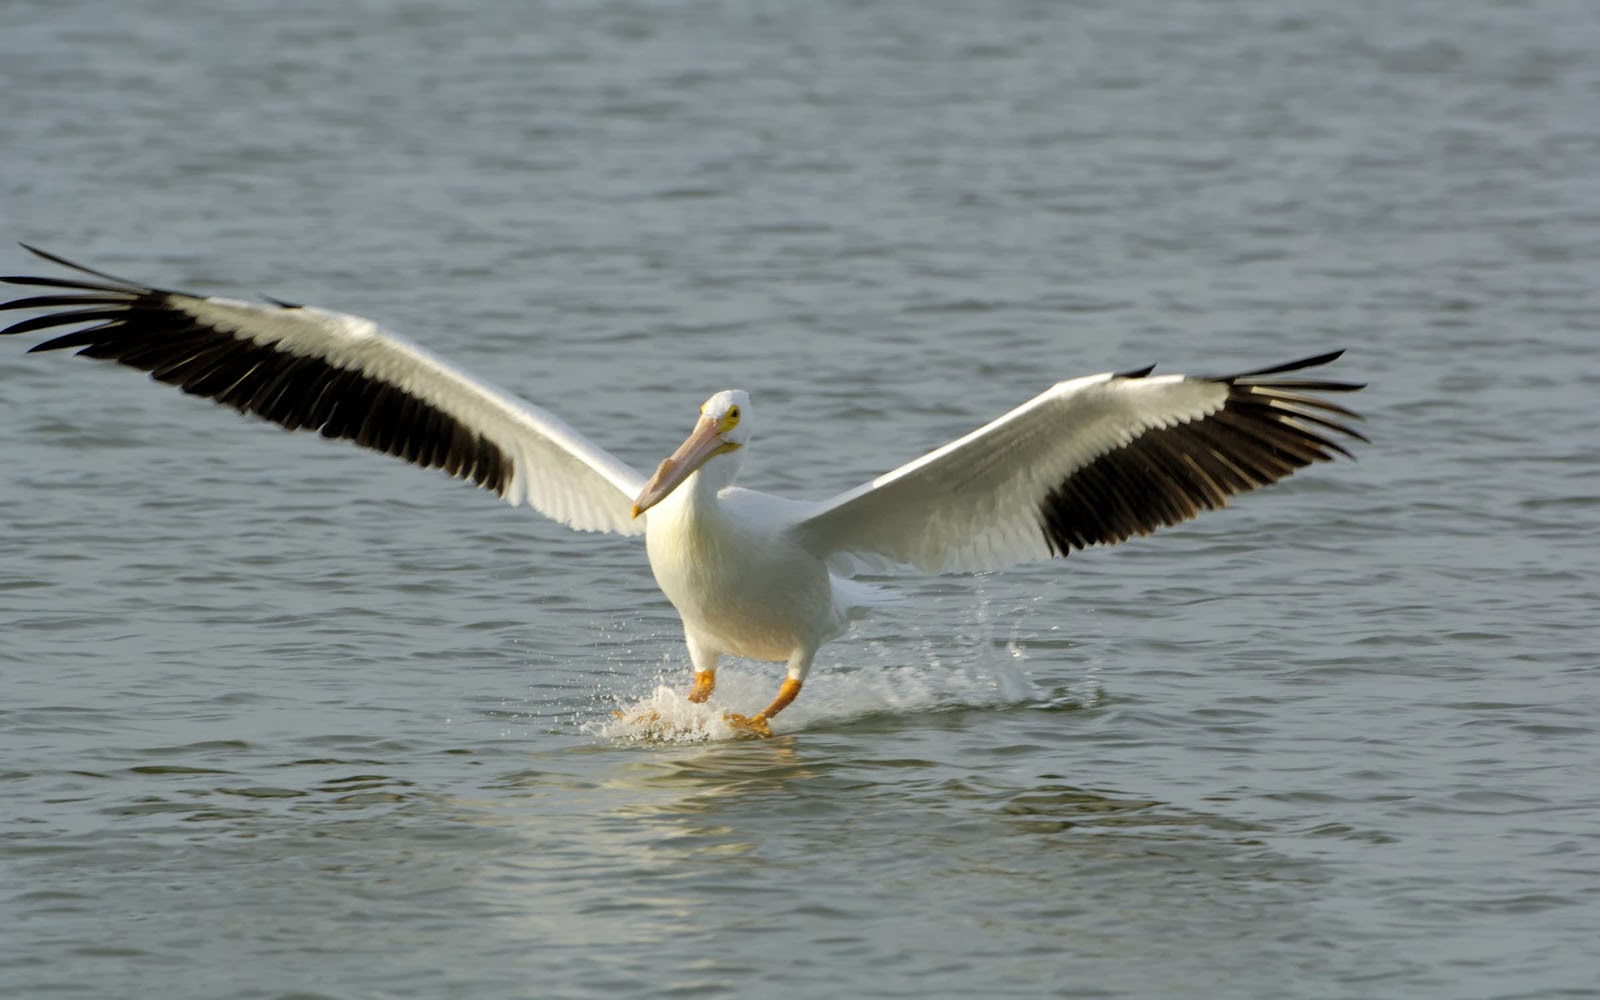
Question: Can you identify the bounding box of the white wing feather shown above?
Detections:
[0,249,644,535]
[173,296,645,534]
[790,373,1229,575]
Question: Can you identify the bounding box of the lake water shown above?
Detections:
[2,1,1598,997]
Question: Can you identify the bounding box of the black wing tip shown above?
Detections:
[6,247,515,498]
[1114,350,1355,385]
[5,244,153,295]
[17,243,119,281]
[1039,347,1368,556]
[1225,349,1347,380]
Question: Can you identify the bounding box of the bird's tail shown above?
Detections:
[831,575,904,624]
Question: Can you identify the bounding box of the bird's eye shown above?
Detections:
[729,407,740,420]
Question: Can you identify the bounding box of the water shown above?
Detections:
[2,0,1598,997]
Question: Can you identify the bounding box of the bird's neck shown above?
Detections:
[666,450,741,524]
[694,448,742,497]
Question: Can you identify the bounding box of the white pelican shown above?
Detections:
[2,245,1365,736]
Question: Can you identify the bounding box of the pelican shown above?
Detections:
[2,246,1365,736]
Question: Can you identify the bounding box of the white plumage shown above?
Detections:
[171,294,645,532]
[2,246,1365,736]
[794,372,1230,575]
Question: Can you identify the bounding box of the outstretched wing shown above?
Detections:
[791,352,1365,575]
[2,245,644,534]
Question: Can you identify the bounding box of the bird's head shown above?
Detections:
[631,389,751,518]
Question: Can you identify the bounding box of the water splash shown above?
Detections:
[585,578,1086,743]
[591,682,743,743]
[590,646,1042,744]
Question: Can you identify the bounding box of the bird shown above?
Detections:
[2,245,1366,736]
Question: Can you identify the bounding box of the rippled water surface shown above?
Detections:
[3,1,1598,997]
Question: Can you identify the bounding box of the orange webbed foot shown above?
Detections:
[723,712,773,738]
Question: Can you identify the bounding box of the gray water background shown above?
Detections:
[2,1,1598,997]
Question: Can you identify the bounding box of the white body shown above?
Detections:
[642,434,866,685]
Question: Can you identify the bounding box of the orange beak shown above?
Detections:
[631,417,735,518]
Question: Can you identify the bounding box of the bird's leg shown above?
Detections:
[725,679,801,738]
[726,649,812,737]
[613,635,718,726]
[686,635,719,703]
